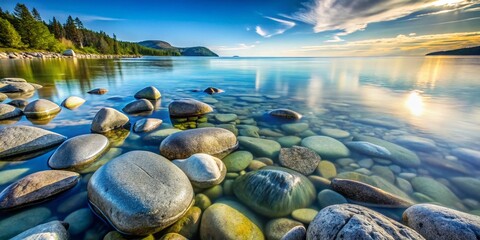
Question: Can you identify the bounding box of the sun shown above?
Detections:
[434,0,465,6]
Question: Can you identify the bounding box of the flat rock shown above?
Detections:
[292,208,318,224]
[301,136,350,159]
[345,141,391,158]
[1,77,27,83]
[451,148,480,167]
[135,86,161,100]
[269,109,302,120]
[7,99,28,108]
[173,153,226,188]
[238,136,281,158]
[222,150,253,172]
[0,168,29,185]
[411,177,465,210]
[87,88,108,94]
[215,113,237,123]
[394,135,437,152]
[307,204,424,240]
[331,178,413,208]
[450,177,480,199]
[277,136,302,148]
[88,151,194,235]
[320,128,350,139]
[0,125,66,160]
[317,189,347,208]
[160,127,238,159]
[316,161,337,179]
[0,80,34,93]
[336,172,410,199]
[133,118,163,133]
[10,221,69,240]
[403,204,480,240]
[144,128,182,144]
[279,146,321,175]
[0,170,79,210]
[91,107,130,133]
[48,134,109,170]
[122,99,154,114]
[168,98,213,117]
[0,103,22,120]
[24,99,61,119]
[281,123,309,134]
[61,96,86,109]
[0,207,52,239]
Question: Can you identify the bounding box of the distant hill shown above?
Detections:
[138,40,218,57]
[426,46,480,56]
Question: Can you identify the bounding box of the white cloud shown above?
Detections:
[255,16,296,38]
[409,33,417,36]
[325,36,345,42]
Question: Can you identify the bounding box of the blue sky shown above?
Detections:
[1,0,480,56]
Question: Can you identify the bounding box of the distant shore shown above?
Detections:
[0,51,141,60]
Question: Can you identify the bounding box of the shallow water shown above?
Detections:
[0,56,480,239]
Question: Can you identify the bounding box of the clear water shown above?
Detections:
[0,56,479,239]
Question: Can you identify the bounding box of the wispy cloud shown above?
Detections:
[255,16,296,38]
[212,43,256,51]
[295,31,480,56]
[465,6,480,11]
[79,15,125,22]
[432,16,480,25]
[415,0,480,17]
[325,36,345,43]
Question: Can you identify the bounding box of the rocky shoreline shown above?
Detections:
[0,51,141,59]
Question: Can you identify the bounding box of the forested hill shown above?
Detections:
[0,3,216,56]
[426,46,480,56]
[138,40,218,56]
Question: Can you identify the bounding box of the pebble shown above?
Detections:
[301,136,350,159]
[222,150,253,172]
[291,208,318,224]
[63,208,93,235]
[279,146,321,175]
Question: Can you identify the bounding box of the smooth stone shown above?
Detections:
[0,103,22,120]
[202,97,218,104]
[238,136,281,158]
[248,160,267,171]
[281,225,306,240]
[173,153,226,188]
[0,81,34,93]
[216,123,238,136]
[62,49,75,56]
[104,231,154,240]
[336,172,410,199]
[345,141,392,158]
[234,166,316,217]
[122,99,154,114]
[308,176,331,191]
[91,107,130,133]
[291,208,318,224]
[0,170,79,210]
[0,168,29,185]
[0,207,52,239]
[450,177,480,199]
[316,161,337,179]
[203,87,224,94]
[353,135,421,167]
[239,128,260,138]
[394,135,437,152]
[371,165,395,183]
[266,218,303,240]
[0,92,7,101]
[144,128,182,144]
[223,179,234,195]
[331,178,413,208]
[396,177,414,194]
[222,150,253,172]
[403,204,480,240]
[168,98,213,117]
[160,127,238,159]
[200,203,264,240]
[300,130,316,138]
[202,185,223,201]
[135,86,161,100]
[164,206,201,239]
[451,148,480,167]
[269,109,302,120]
[281,123,309,134]
[88,151,194,235]
[7,99,28,108]
[301,136,350,159]
[160,233,187,240]
[48,134,109,170]
[320,128,350,139]
[411,177,465,210]
[24,99,61,119]
[215,113,237,123]
[10,221,69,240]
[87,88,108,94]
[277,136,302,148]
[61,96,86,109]
[256,157,274,166]
[194,193,211,211]
[64,208,93,235]
[133,118,163,133]
[307,204,424,240]
[57,191,88,214]
[0,126,66,160]
[317,189,348,208]
[279,146,321,175]
[259,129,285,137]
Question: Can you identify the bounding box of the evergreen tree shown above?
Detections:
[113,33,119,54]
[50,17,64,39]
[0,17,22,48]
[32,8,41,21]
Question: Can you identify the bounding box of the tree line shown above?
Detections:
[0,3,180,56]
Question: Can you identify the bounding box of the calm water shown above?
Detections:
[1,56,480,239]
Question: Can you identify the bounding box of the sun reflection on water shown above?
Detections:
[405,91,424,116]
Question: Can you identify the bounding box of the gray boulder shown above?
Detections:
[0,78,34,93]
[133,118,163,133]
[62,49,76,57]
[24,99,61,119]
[0,103,22,120]
[135,86,161,100]
[168,98,213,117]
[122,99,154,114]
[91,107,130,133]
[10,221,69,240]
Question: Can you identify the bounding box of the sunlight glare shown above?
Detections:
[434,0,464,6]
[405,91,424,116]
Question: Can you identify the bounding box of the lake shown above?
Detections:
[1,56,480,239]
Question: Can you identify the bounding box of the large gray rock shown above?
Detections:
[10,220,69,240]
[0,79,34,93]
[133,118,163,133]
[88,151,194,236]
[91,107,130,133]
[48,134,110,170]
[24,99,61,119]
[62,49,76,57]
[160,127,238,159]
[172,153,226,188]
[122,99,154,114]
[403,204,480,240]
[0,103,22,120]
[168,98,213,117]
[279,146,321,175]
[0,170,79,210]
[0,126,66,160]
[307,204,424,240]
[135,86,161,100]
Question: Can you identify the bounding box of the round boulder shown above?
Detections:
[172,153,226,188]
[135,86,161,100]
[24,99,61,119]
[122,99,154,114]
[91,107,130,133]
[133,118,163,133]
[87,151,194,236]
[168,98,213,117]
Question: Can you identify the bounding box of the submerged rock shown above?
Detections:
[160,127,238,159]
[135,86,161,100]
[63,208,93,235]
[144,128,182,144]
[168,98,213,117]
[173,153,226,188]
[411,177,465,210]
[24,99,61,119]
[301,136,350,159]
[204,87,224,94]
[269,109,302,120]
[451,148,480,167]
[0,103,22,120]
[394,135,437,152]
[450,177,480,199]
[403,204,480,240]
[281,123,309,134]
[345,141,391,159]
[133,118,163,133]
[61,96,86,109]
[87,88,108,94]
[215,113,237,123]
[238,136,281,158]
[0,125,66,160]
[265,218,303,240]
[234,166,316,217]
[278,146,321,175]
[91,107,130,133]
[307,204,424,240]
[122,99,154,114]
[88,151,194,236]
[317,189,348,208]
[0,170,79,210]
[222,150,253,172]
[0,207,52,239]
[48,134,110,170]
[10,221,69,240]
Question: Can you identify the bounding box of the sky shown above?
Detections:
[1,0,480,56]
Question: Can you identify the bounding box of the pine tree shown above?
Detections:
[32,8,41,21]
[50,17,64,39]
[113,34,119,54]
[0,17,22,48]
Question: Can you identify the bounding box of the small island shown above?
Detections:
[426,46,480,56]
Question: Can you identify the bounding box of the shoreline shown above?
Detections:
[0,51,141,59]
